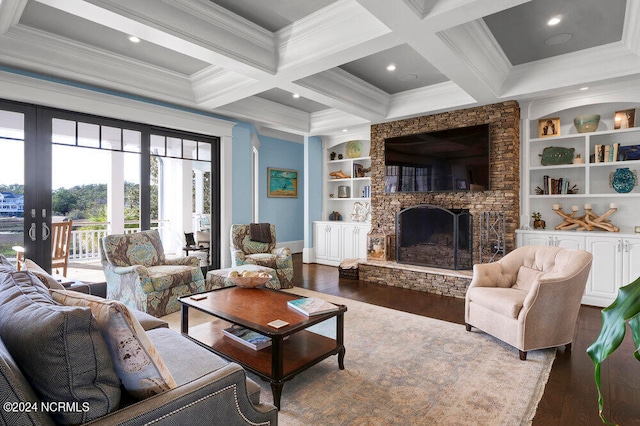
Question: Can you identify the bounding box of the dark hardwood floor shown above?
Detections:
[292,255,640,425]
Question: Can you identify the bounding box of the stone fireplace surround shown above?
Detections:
[359,101,520,298]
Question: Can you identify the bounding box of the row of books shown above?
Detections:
[593,143,621,163]
[542,175,571,194]
[362,185,371,198]
[221,297,338,350]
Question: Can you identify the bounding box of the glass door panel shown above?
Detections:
[51,116,141,279]
[0,109,25,265]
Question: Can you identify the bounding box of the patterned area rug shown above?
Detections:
[165,288,555,425]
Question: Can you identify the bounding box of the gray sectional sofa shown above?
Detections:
[0,255,277,425]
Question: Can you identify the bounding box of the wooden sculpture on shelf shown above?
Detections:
[552,203,620,232]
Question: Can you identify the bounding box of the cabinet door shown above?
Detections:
[623,237,640,284]
[585,236,623,306]
[314,223,329,260]
[356,224,370,258]
[341,224,369,259]
[552,234,585,250]
[341,224,359,259]
[521,233,551,247]
[326,224,342,262]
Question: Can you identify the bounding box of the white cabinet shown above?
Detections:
[313,221,370,266]
[342,223,368,259]
[314,222,342,264]
[584,235,640,307]
[518,230,640,307]
[518,230,585,249]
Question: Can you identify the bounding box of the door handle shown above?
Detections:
[42,222,50,241]
[624,241,629,252]
[28,223,37,241]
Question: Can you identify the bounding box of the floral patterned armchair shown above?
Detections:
[100,230,205,317]
[230,224,294,289]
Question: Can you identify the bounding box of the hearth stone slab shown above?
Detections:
[358,261,471,299]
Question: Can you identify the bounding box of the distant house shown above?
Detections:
[0,192,24,217]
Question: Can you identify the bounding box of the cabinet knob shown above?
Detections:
[617,240,622,252]
[624,240,629,252]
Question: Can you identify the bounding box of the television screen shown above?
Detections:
[384,124,490,193]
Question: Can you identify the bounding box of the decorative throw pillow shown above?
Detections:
[50,289,177,399]
[513,265,544,291]
[0,272,121,425]
[23,259,65,290]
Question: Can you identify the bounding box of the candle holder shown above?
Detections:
[552,204,620,232]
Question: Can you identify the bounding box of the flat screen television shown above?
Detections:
[384,124,490,193]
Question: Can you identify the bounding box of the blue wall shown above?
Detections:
[231,124,254,225]
[231,125,307,244]
[257,134,304,243]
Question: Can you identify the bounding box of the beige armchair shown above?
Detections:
[465,245,592,360]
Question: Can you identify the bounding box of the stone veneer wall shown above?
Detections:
[360,101,520,298]
[370,101,520,261]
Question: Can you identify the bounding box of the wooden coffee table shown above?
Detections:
[179,287,347,409]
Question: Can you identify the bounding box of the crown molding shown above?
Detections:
[503,41,640,99]
[276,0,391,73]
[437,19,511,97]
[295,68,389,120]
[161,0,274,50]
[524,76,640,120]
[1,25,194,103]
[622,0,640,54]
[309,108,370,135]
[214,96,310,135]
[0,0,27,35]
[49,0,276,76]
[387,81,476,119]
[190,65,265,108]
[0,69,236,136]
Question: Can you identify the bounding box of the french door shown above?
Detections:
[0,99,220,273]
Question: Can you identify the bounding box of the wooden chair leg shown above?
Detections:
[465,323,471,331]
[519,350,527,361]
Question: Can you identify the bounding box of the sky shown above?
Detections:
[1,139,140,189]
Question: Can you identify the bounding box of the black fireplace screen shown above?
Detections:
[395,204,472,270]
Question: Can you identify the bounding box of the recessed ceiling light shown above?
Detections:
[547,16,562,26]
[386,64,397,72]
[292,93,300,98]
[342,129,348,132]
[545,33,572,45]
[128,35,140,43]
[579,87,589,91]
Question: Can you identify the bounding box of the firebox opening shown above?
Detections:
[395,204,472,270]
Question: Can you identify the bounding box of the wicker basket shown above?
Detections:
[338,266,359,280]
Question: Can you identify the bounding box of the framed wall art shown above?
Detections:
[267,168,298,198]
[614,109,635,129]
[538,117,560,138]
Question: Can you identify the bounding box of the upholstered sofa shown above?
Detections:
[100,230,205,317]
[0,255,277,425]
[230,224,294,289]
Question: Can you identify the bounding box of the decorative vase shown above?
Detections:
[574,114,600,133]
[533,220,546,229]
[610,167,637,193]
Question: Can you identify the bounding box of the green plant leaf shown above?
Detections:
[586,276,640,425]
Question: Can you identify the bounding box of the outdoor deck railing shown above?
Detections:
[69,221,169,261]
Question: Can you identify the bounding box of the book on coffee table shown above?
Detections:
[222,325,271,350]
[287,297,338,316]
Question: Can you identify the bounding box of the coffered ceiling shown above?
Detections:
[0,0,638,138]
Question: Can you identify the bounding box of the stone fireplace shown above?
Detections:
[396,204,472,270]
[359,101,520,298]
